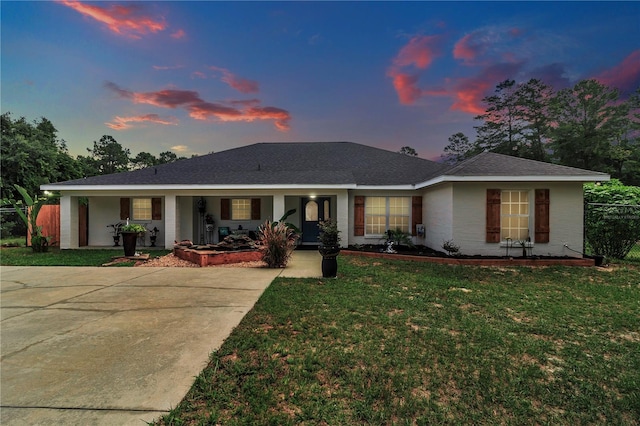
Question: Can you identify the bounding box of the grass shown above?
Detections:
[0,246,171,266]
[158,256,640,425]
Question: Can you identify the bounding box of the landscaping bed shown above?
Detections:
[346,244,595,267]
[173,246,263,267]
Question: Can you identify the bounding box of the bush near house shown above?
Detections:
[584,179,640,259]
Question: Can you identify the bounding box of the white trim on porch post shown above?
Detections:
[336,190,349,248]
[59,195,79,249]
[164,194,177,249]
[273,193,285,222]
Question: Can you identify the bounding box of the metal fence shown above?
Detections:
[584,203,640,261]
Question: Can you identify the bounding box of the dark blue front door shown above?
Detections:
[301,197,330,244]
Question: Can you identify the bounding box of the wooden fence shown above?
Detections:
[27,205,60,246]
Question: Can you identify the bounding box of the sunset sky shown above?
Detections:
[2,1,639,160]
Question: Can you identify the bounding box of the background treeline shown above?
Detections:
[442,79,639,186]
[1,113,189,200]
[2,77,638,201]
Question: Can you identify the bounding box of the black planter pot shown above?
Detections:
[121,232,138,257]
[319,245,340,278]
[113,235,120,247]
[149,236,157,247]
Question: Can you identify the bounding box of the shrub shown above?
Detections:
[318,218,340,247]
[121,223,146,233]
[384,228,414,247]
[584,179,640,259]
[258,220,298,268]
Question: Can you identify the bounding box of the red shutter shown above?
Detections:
[251,198,261,220]
[412,196,422,236]
[220,198,231,220]
[354,196,365,236]
[486,189,501,243]
[535,189,550,243]
[152,198,162,220]
[120,198,130,220]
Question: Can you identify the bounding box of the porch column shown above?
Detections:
[272,193,285,222]
[336,190,349,247]
[60,195,79,249]
[164,194,177,249]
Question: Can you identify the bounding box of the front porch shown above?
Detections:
[58,190,349,250]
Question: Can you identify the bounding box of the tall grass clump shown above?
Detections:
[258,220,298,268]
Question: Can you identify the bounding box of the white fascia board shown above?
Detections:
[355,185,416,190]
[415,174,610,189]
[40,183,358,192]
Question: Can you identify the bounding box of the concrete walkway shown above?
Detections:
[0,250,322,425]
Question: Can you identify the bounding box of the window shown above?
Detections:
[132,198,152,221]
[232,198,251,220]
[365,196,410,235]
[501,190,529,240]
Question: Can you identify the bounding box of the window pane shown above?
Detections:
[305,201,318,221]
[366,197,385,215]
[132,198,151,221]
[366,215,386,235]
[501,190,529,241]
[232,199,251,220]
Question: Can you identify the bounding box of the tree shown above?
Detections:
[584,179,640,259]
[131,152,158,170]
[515,79,554,162]
[398,146,418,157]
[550,79,631,173]
[442,132,479,164]
[474,79,525,156]
[86,135,130,175]
[1,184,58,252]
[1,113,81,199]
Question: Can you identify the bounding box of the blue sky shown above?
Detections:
[2,1,639,160]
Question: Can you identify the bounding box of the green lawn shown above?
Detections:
[158,256,640,425]
[0,246,171,266]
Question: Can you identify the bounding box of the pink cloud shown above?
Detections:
[191,71,207,79]
[594,50,640,95]
[105,82,291,131]
[390,73,423,105]
[105,114,179,130]
[387,35,443,105]
[58,1,166,39]
[453,34,478,63]
[450,62,523,114]
[392,35,442,69]
[210,66,260,94]
[170,29,186,39]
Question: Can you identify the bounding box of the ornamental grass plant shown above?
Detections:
[258,220,298,268]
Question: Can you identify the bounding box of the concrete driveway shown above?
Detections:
[0,264,290,425]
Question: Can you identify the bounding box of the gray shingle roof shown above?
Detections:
[47,143,608,189]
[441,152,610,178]
[52,142,449,187]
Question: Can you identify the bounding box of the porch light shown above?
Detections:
[309,195,317,199]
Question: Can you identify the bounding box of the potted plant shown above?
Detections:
[108,222,123,246]
[318,219,341,278]
[120,222,146,257]
[149,226,160,247]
